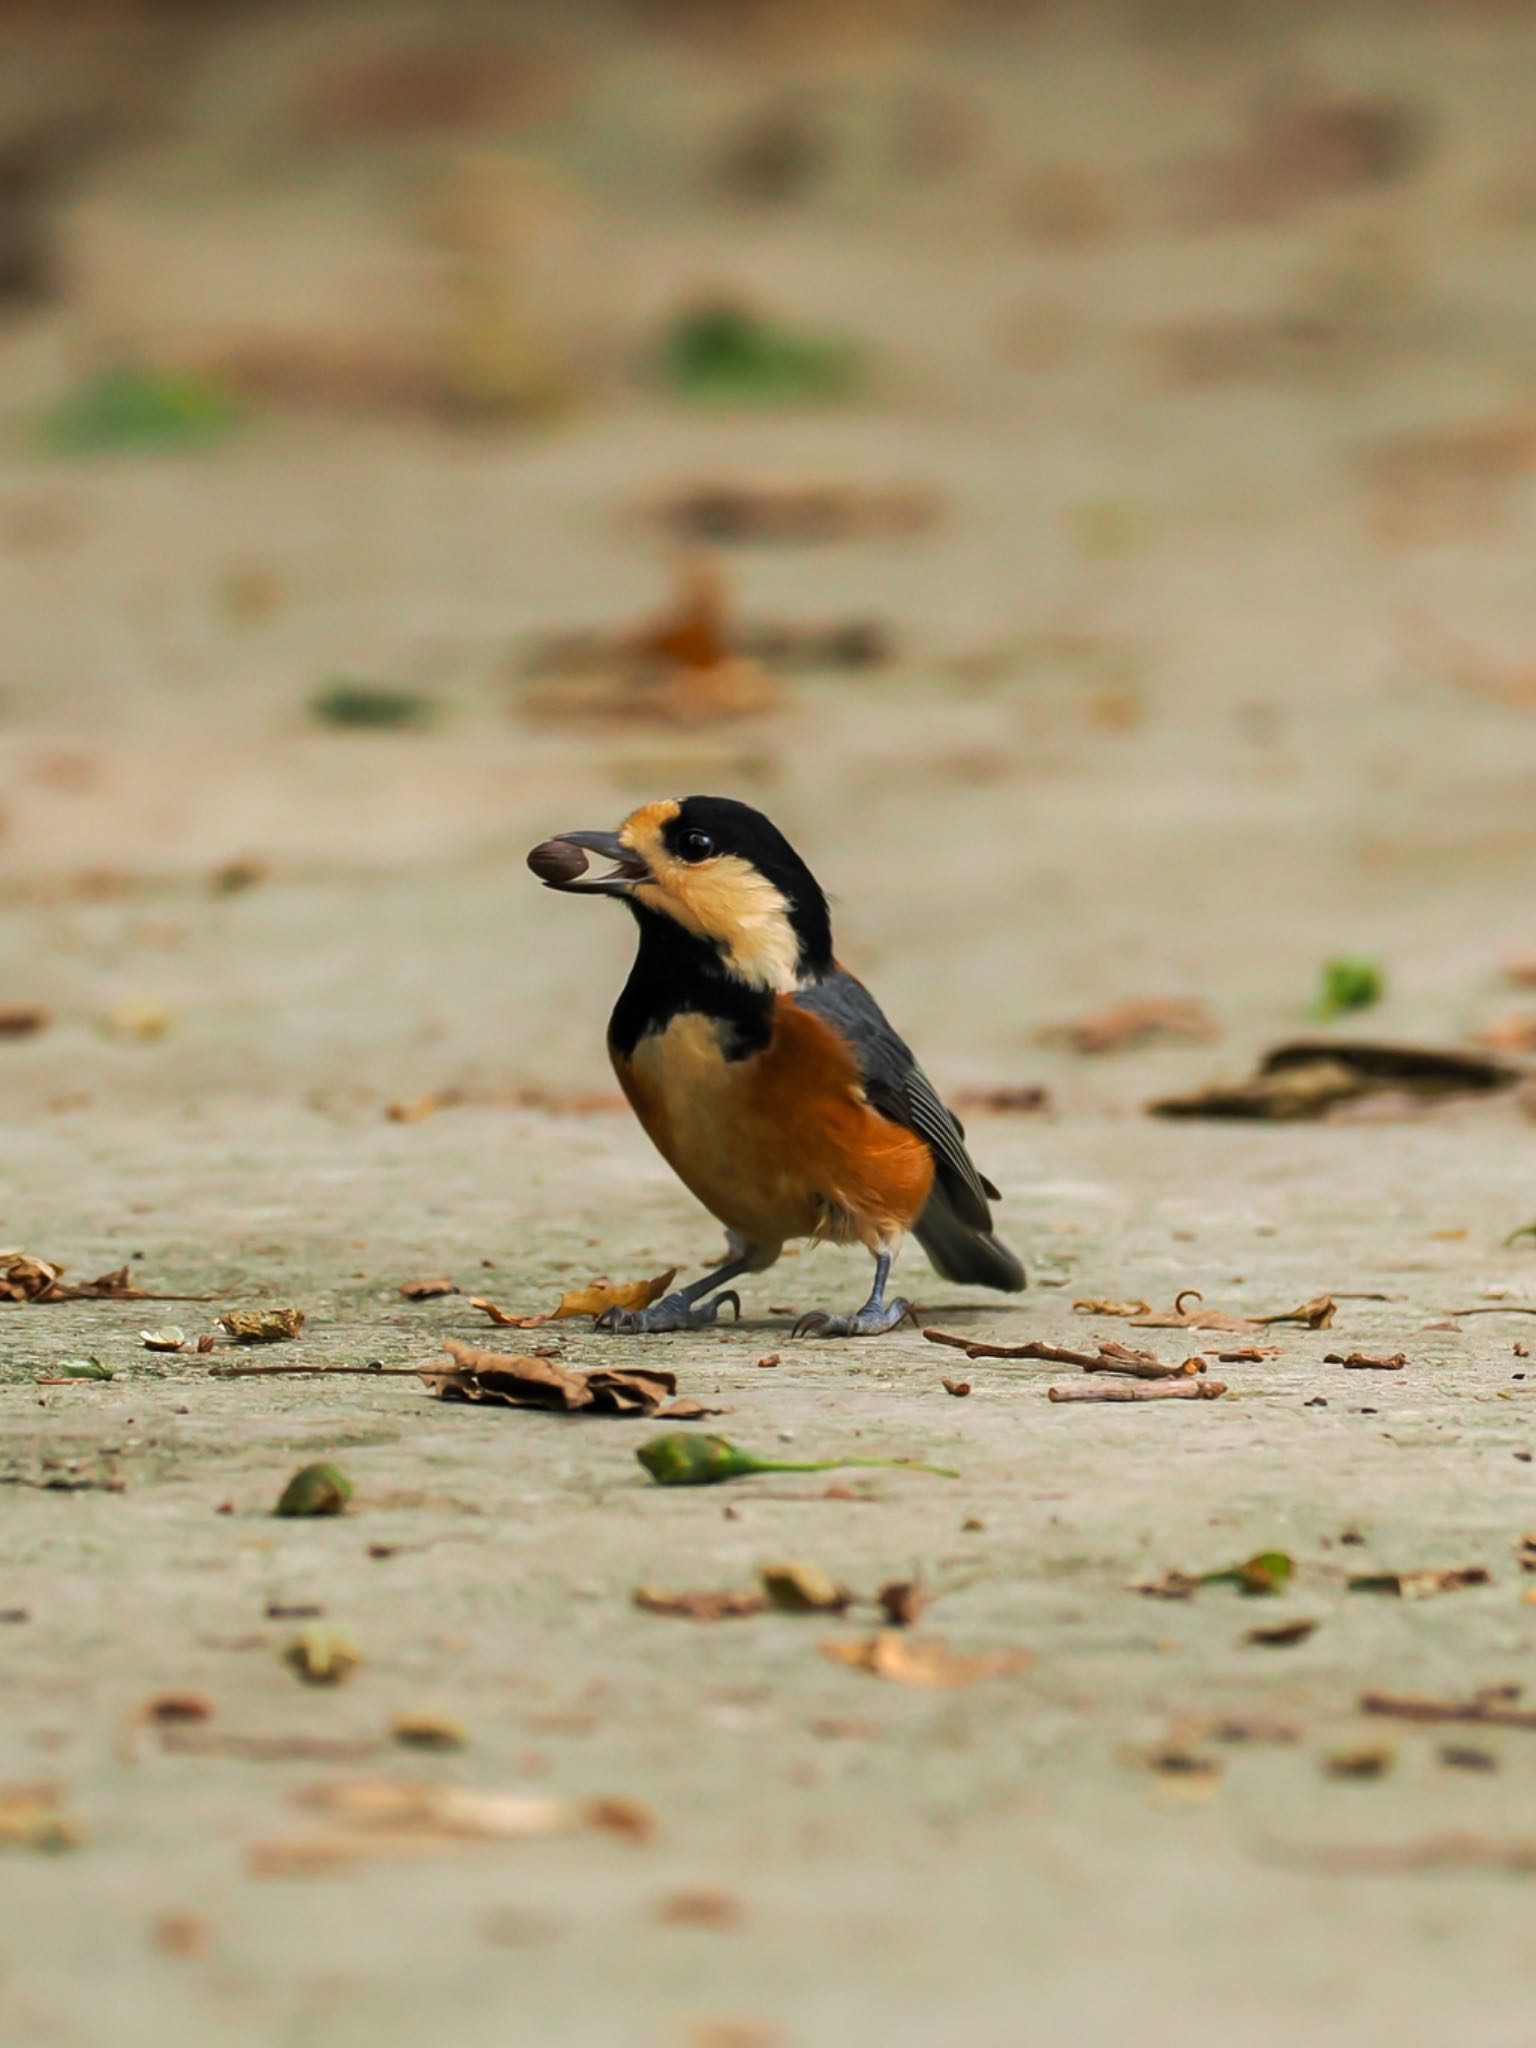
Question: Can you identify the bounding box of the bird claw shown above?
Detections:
[792,1298,915,1339]
[596,1288,741,1335]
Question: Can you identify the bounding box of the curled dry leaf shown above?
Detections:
[2,1250,192,1305]
[141,1327,187,1352]
[220,1308,304,1344]
[1073,1298,1151,1318]
[283,1625,361,1686]
[424,1340,677,1417]
[759,1561,850,1615]
[1038,997,1217,1056]
[632,1586,766,1622]
[399,1277,458,1300]
[819,1632,1029,1688]
[1245,1618,1318,1648]
[941,1378,971,1397]
[468,1297,548,1328]
[1349,1567,1490,1598]
[1128,1292,1335,1332]
[1152,1039,1518,1121]
[553,1268,677,1321]
[1326,1352,1406,1371]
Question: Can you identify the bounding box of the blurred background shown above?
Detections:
[4,0,1536,1126]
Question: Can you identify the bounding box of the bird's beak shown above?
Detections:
[541,829,652,896]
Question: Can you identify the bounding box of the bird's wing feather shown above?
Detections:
[791,969,995,1230]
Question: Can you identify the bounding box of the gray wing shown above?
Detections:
[792,969,999,1231]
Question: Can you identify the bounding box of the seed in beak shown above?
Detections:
[527,838,590,885]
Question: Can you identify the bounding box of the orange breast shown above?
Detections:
[614,1001,933,1253]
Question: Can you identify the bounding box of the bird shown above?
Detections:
[527,795,1025,1336]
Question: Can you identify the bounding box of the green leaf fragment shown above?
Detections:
[635,1432,956,1487]
[57,1359,113,1381]
[308,679,438,731]
[39,367,242,457]
[658,300,863,407]
[1200,1549,1294,1596]
[1315,957,1383,1019]
[273,1462,353,1518]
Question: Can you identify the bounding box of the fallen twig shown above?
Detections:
[1361,1689,1536,1732]
[1047,1378,1228,1404]
[210,1364,411,1381]
[1443,1306,1536,1319]
[922,1328,1197,1376]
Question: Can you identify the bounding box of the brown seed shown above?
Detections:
[526,838,589,885]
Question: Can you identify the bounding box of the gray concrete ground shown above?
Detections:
[6,5,1536,2044]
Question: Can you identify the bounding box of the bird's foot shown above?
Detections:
[596,1288,741,1335]
[792,1297,914,1339]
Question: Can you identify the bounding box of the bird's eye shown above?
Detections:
[677,829,716,863]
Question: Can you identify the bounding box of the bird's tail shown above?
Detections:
[914,1193,1026,1293]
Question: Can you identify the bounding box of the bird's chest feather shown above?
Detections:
[611,1001,932,1246]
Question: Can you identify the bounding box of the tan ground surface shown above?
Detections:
[5,5,1536,2044]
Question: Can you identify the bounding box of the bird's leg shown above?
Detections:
[596,1239,755,1334]
[793,1249,913,1339]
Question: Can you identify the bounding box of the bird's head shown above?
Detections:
[529,795,832,991]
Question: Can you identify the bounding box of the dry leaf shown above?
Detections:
[941,1378,971,1397]
[391,1711,468,1752]
[1126,1744,1221,1780]
[552,1268,677,1321]
[1073,1298,1151,1318]
[1039,997,1217,1056]
[951,1085,1052,1115]
[386,1094,446,1124]
[0,1006,48,1038]
[97,999,173,1043]
[143,1692,213,1725]
[759,1562,850,1614]
[1152,1039,1517,1121]
[424,1340,678,1417]
[632,1586,767,1622]
[0,1783,84,1852]
[283,1625,361,1686]
[1245,1618,1318,1648]
[818,1632,1029,1688]
[220,1308,304,1344]
[1,1250,190,1305]
[468,1297,548,1328]
[1326,1352,1406,1371]
[399,1277,459,1300]
[251,1776,650,1875]
[1361,1688,1536,1732]
[1324,1745,1395,1781]
[876,1579,927,1628]
[646,479,937,546]
[1348,1567,1490,1598]
[140,1326,187,1352]
[655,1887,745,1928]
